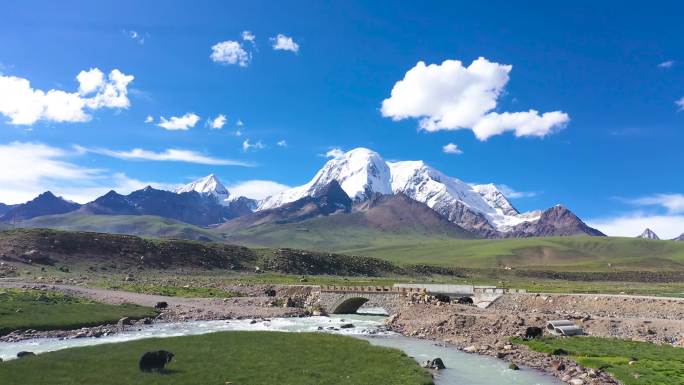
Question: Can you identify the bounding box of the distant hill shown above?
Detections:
[19,213,223,242]
[0,192,80,222]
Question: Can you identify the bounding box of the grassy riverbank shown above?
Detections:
[0,331,434,385]
[513,336,684,385]
[0,289,157,335]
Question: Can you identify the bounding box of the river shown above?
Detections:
[0,312,560,385]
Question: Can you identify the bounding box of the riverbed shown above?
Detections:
[0,313,561,385]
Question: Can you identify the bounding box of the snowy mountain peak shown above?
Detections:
[259,147,392,209]
[637,228,660,240]
[258,147,540,234]
[470,183,519,216]
[175,174,230,202]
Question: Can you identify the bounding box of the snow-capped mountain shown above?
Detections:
[637,228,660,240]
[175,174,230,204]
[258,147,542,235]
[259,148,392,209]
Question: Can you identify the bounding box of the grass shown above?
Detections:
[0,331,434,385]
[21,213,222,241]
[102,283,245,298]
[0,289,157,335]
[513,336,684,385]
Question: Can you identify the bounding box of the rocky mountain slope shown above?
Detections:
[78,187,251,226]
[0,192,81,222]
[673,233,684,241]
[502,205,604,237]
[637,228,660,240]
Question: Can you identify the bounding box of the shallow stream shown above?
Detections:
[0,312,560,385]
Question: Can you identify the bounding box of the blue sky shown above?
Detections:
[0,1,682,237]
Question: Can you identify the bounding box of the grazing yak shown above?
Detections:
[264,289,277,297]
[456,297,473,305]
[154,301,168,310]
[525,326,543,339]
[139,350,174,372]
[434,294,451,303]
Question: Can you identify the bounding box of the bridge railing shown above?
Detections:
[320,285,426,294]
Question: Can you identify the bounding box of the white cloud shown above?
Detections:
[236,119,244,127]
[324,148,344,158]
[0,68,133,125]
[227,180,291,200]
[658,60,674,69]
[442,142,463,154]
[242,139,264,152]
[242,30,256,44]
[158,113,200,130]
[210,41,250,67]
[144,115,153,123]
[0,142,168,204]
[676,97,684,111]
[381,57,570,141]
[271,34,299,53]
[497,184,537,199]
[209,114,227,129]
[81,147,252,166]
[587,213,684,240]
[124,30,145,44]
[277,140,287,147]
[627,193,684,214]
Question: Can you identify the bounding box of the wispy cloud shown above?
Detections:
[277,140,287,147]
[658,60,675,69]
[676,97,684,111]
[227,180,290,200]
[626,193,684,214]
[123,29,146,44]
[497,184,538,199]
[587,212,684,240]
[242,139,264,152]
[80,146,253,166]
[0,142,168,204]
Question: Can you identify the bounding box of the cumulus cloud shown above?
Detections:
[277,140,287,147]
[144,115,153,123]
[442,143,463,154]
[242,139,264,152]
[0,142,167,204]
[209,114,227,129]
[381,57,570,141]
[658,60,674,69]
[158,113,200,130]
[210,40,250,67]
[242,30,256,44]
[0,68,133,125]
[79,146,252,166]
[676,97,684,111]
[227,180,291,200]
[587,213,684,240]
[271,34,299,53]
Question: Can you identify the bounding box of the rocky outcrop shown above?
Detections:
[637,228,660,240]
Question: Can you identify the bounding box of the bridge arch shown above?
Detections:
[331,297,369,314]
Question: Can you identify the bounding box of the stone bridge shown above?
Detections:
[317,286,425,315]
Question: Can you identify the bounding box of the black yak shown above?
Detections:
[154,301,168,310]
[525,326,543,339]
[139,350,174,372]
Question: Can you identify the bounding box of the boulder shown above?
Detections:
[16,351,35,358]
